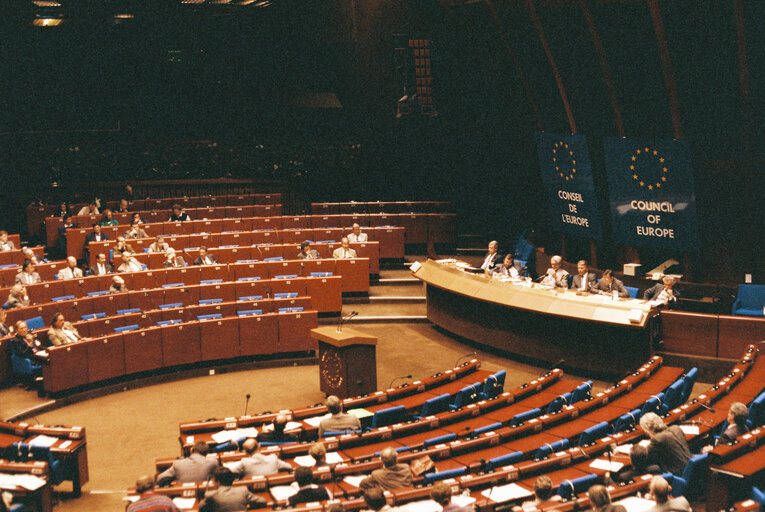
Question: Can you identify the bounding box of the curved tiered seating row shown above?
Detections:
[0,420,89,498]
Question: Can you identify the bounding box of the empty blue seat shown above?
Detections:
[570,381,593,404]
[479,370,506,400]
[423,433,457,448]
[748,391,765,427]
[640,393,665,415]
[263,256,284,261]
[534,439,569,460]
[51,295,75,302]
[680,368,698,403]
[198,298,223,304]
[625,286,639,298]
[418,393,451,418]
[485,451,524,471]
[200,279,223,284]
[310,272,333,277]
[25,316,45,330]
[114,324,139,333]
[81,312,106,320]
[670,454,708,499]
[197,314,222,320]
[473,422,503,436]
[117,308,141,315]
[158,303,183,309]
[29,445,63,485]
[661,380,686,414]
[510,408,543,427]
[87,290,110,296]
[732,284,765,316]
[273,274,298,280]
[274,292,298,298]
[578,421,610,446]
[277,307,304,313]
[423,468,466,485]
[370,405,406,429]
[316,240,336,243]
[751,487,765,509]
[237,277,261,281]
[157,319,182,326]
[450,383,482,410]
[238,295,263,301]
[546,393,572,414]
[612,409,642,433]
[11,353,41,380]
[162,283,184,288]
[237,310,263,316]
[236,259,259,263]
[557,474,599,500]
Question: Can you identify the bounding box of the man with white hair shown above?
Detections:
[639,412,691,475]
[347,223,368,243]
[163,248,187,268]
[117,252,143,273]
[480,241,501,272]
[646,476,691,512]
[643,275,680,305]
[57,256,83,280]
[370,447,413,490]
[21,247,43,265]
[542,255,569,287]
[332,237,358,259]
[0,231,16,252]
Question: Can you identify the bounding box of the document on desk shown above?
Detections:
[303,414,331,427]
[589,459,624,472]
[397,498,442,512]
[27,435,58,448]
[348,408,373,420]
[294,451,344,467]
[615,496,655,512]
[210,427,260,443]
[614,443,633,455]
[262,421,302,432]
[342,475,366,487]
[481,482,532,502]
[0,473,47,491]
[678,424,700,436]
[172,497,197,509]
[270,485,298,501]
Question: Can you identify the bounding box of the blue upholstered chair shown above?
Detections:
[732,284,765,316]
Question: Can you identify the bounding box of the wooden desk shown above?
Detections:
[413,260,659,376]
[708,447,765,511]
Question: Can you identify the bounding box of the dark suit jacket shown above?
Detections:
[718,423,749,445]
[648,425,691,475]
[288,485,329,507]
[194,255,219,266]
[199,485,265,512]
[491,261,526,278]
[89,262,114,276]
[593,277,629,298]
[480,252,501,271]
[12,335,45,359]
[157,453,217,484]
[297,250,321,260]
[571,273,597,292]
[643,283,681,303]
[258,428,298,444]
[84,232,109,245]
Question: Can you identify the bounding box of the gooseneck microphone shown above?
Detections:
[244,393,251,416]
[336,311,359,333]
[389,375,413,388]
[455,352,477,366]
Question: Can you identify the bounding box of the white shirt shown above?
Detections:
[347,232,368,243]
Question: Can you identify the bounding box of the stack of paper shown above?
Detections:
[27,435,58,448]
[481,482,532,502]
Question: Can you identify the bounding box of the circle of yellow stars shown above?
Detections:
[630,147,668,190]
[552,141,576,181]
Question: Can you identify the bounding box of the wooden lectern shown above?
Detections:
[311,326,377,399]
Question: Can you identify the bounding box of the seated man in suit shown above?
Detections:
[297,241,321,260]
[109,275,128,293]
[48,313,84,346]
[163,248,187,268]
[0,231,16,252]
[58,216,77,254]
[157,442,217,485]
[480,241,501,272]
[169,204,191,222]
[370,447,413,490]
[703,402,750,452]
[124,220,149,240]
[148,236,170,253]
[4,284,29,309]
[90,252,114,276]
[117,252,143,273]
[288,467,330,507]
[127,476,180,512]
[228,438,291,477]
[593,269,629,298]
[541,255,569,288]
[57,256,83,280]
[347,223,368,243]
[362,487,390,512]
[15,260,41,285]
[76,201,99,216]
[643,275,680,306]
[430,482,475,512]
[199,467,265,512]
[85,223,109,247]
[194,246,218,266]
[318,395,362,437]
[332,237,358,259]
[571,260,597,293]
[516,475,562,512]
[116,198,130,214]
[11,320,47,361]
[21,247,43,266]
[259,414,298,443]
[639,413,691,475]
[646,476,691,512]
[491,253,526,279]
[113,236,135,255]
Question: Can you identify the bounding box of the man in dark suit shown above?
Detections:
[571,260,597,293]
[193,246,219,266]
[480,241,501,272]
[639,413,691,475]
[703,402,749,452]
[643,275,680,306]
[199,467,265,512]
[89,252,114,276]
[157,442,217,485]
[491,254,526,279]
[593,269,629,298]
[288,467,330,507]
[297,241,321,260]
[84,223,109,246]
[258,414,298,443]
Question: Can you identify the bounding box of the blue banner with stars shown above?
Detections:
[536,132,603,240]
[604,137,699,251]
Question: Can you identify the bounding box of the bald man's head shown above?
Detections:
[650,476,670,504]
[242,438,259,455]
[327,395,342,415]
[380,447,398,467]
[135,475,155,494]
[274,414,288,431]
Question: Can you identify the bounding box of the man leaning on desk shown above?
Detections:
[592,269,629,298]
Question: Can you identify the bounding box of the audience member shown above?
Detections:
[587,484,626,512]
[516,476,561,512]
[297,240,321,260]
[703,402,749,452]
[21,247,43,265]
[362,487,391,512]
[90,252,114,275]
[309,442,327,467]
[116,198,130,213]
[58,216,76,253]
[0,231,15,252]
[4,284,30,309]
[76,201,99,216]
[100,209,119,226]
[15,260,41,285]
[332,237,357,259]
[198,467,265,512]
[109,275,128,293]
[643,275,680,307]
[491,253,526,279]
[57,256,83,280]
[646,476,691,512]
[114,236,135,255]
[370,447,413,490]
[612,443,661,483]
[163,248,187,268]
[571,260,597,293]
[318,395,362,437]
[639,412,691,475]
[54,202,70,218]
[131,212,143,224]
[85,223,109,247]
[11,321,47,361]
[228,438,291,477]
[259,414,298,443]
[157,442,217,485]
[288,467,330,507]
[47,313,84,346]
[327,504,346,512]
[117,252,143,273]
[347,223,368,243]
[480,241,500,272]
[0,310,10,337]
[542,255,569,287]
[593,269,629,298]
[430,482,475,512]
[149,236,170,253]
[127,476,180,512]
[124,220,149,240]
[194,246,218,266]
[169,204,191,222]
